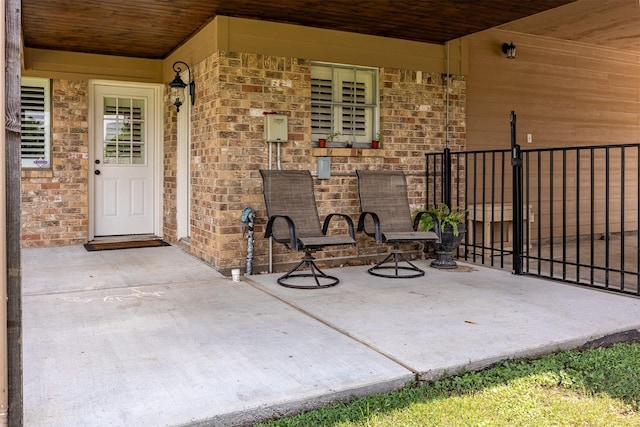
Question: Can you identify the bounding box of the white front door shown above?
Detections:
[91,83,159,236]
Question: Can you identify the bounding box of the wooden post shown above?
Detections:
[5,0,23,424]
[0,0,7,423]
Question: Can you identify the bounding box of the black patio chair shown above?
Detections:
[260,169,356,289]
[356,170,439,278]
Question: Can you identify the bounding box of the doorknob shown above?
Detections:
[95,159,101,164]
[95,170,101,175]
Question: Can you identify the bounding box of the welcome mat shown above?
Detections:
[84,239,170,252]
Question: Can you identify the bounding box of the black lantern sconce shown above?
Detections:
[502,42,516,59]
[168,61,195,112]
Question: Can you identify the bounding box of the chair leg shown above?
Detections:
[368,247,425,279]
[277,250,339,289]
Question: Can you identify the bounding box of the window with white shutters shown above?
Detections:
[311,63,378,148]
[21,77,51,168]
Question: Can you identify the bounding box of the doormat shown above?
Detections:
[83,239,170,252]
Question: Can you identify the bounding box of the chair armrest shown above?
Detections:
[357,211,382,243]
[426,212,442,238]
[322,213,356,243]
[413,210,440,235]
[265,215,299,251]
[412,210,427,231]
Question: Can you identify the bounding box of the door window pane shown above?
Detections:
[103,96,146,164]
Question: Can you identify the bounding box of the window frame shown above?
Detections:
[311,62,379,148]
[20,77,52,169]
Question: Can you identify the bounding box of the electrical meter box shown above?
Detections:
[264,114,288,143]
[317,157,331,179]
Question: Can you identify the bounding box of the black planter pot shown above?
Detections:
[430,223,466,269]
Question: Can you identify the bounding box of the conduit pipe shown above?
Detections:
[266,126,283,274]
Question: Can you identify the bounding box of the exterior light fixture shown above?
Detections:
[168,61,195,112]
[502,42,516,59]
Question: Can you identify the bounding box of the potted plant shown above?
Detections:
[317,132,340,148]
[371,130,382,149]
[326,131,341,145]
[413,203,467,269]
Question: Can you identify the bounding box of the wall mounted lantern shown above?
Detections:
[168,61,195,112]
[502,42,516,59]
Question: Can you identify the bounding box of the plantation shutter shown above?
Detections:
[337,68,373,143]
[21,77,51,168]
[311,64,377,146]
[311,66,333,140]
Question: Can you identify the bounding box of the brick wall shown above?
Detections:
[19,54,466,273]
[170,51,466,273]
[162,90,179,242]
[21,80,89,247]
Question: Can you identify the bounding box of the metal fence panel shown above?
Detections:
[426,143,640,296]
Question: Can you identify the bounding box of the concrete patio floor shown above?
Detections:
[22,244,640,426]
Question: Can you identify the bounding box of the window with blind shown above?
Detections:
[21,77,51,168]
[311,63,378,148]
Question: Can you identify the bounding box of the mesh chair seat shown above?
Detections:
[298,236,357,248]
[381,231,439,242]
[356,170,439,278]
[260,169,356,289]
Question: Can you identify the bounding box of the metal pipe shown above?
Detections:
[500,151,506,268]
[242,207,255,275]
[445,42,450,149]
[481,151,486,263]
[590,148,595,285]
[266,140,283,274]
[490,151,496,264]
[605,147,610,286]
[620,147,626,290]
[575,149,581,283]
[268,142,273,273]
[443,148,451,208]
[537,150,542,275]
[549,150,554,277]
[277,141,282,171]
[524,151,530,272]
[510,111,523,275]
[562,149,567,280]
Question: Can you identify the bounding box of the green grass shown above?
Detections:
[257,342,640,426]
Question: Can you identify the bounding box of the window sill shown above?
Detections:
[312,147,385,157]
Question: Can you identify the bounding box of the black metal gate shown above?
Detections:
[426,112,640,297]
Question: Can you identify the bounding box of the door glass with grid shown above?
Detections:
[103,97,146,164]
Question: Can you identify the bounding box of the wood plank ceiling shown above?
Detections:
[22,0,580,59]
[499,0,640,52]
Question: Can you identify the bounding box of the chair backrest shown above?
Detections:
[260,170,324,241]
[356,170,414,233]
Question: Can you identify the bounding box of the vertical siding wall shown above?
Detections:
[465,29,640,240]
[21,80,89,247]
[466,29,639,150]
[166,51,466,273]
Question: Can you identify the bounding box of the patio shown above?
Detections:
[22,244,640,426]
